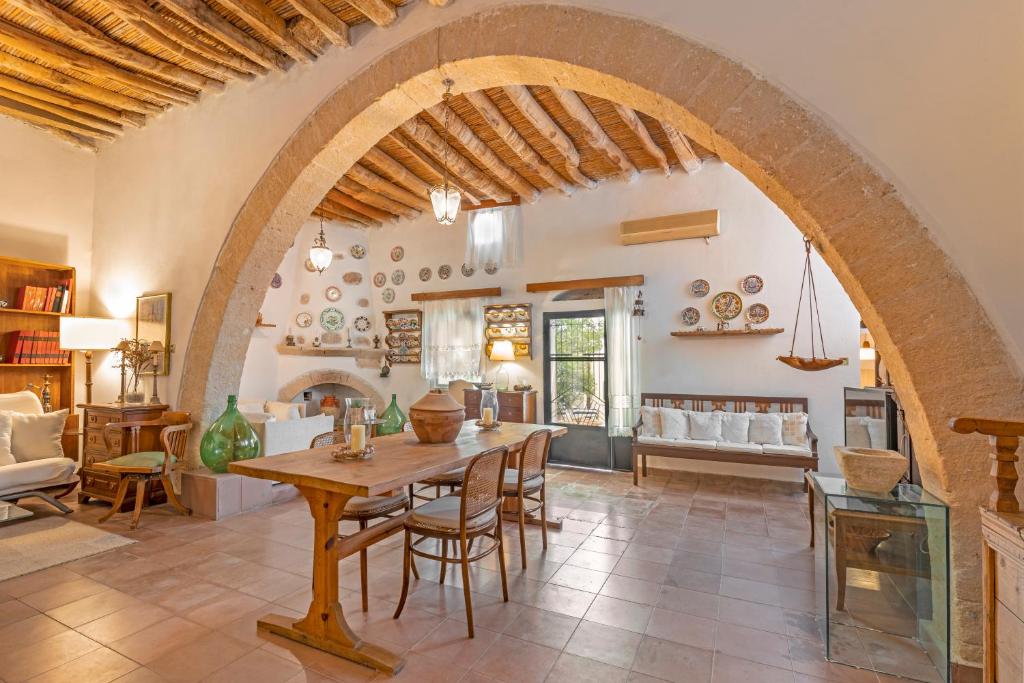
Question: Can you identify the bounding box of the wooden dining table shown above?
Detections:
[228,421,566,675]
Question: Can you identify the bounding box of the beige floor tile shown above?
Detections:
[565,620,641,670]
[20,578,109,612]
[24,647,138,683]
[717,596,789,635]
[600,575,663,606]
[146,631,255,682]
[584,595,652,634]
[0,599,39,627]
[645,608,715,650]
[45,589,140,628]
[471,633,559,683]
[0,568,81,599]
[548,565,610,593]
[715,622,792,669]
[546,652,630,683]
[502,605,579,649]
[524,583,596,619]
[203,647,303,683]
[0,630,101,682]
[411,618,500,669]
[182,590,268,628]
[0,613,69,649]
[108,615,209,664]
[77,603,173,645]
[632,636,714,683]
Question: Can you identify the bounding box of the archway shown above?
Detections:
[276,368,386,412]
[176,4,1022,664]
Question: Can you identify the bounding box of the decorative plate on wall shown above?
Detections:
[354,315,371,332]
[746,302,770,324]
[438,264,452,280]
[390,246,404,262]
[295,312,313,328]
[691,279,710,297]
[271,273,282,289]
[382,288,395,304]
[320,307,344,330]
[373,272,386,288]
[343,272,362,285]
[711,291,743,320]
[300,293,310,305]
[350,244,367,259]
[419,267,432,282]
[461,263,475,277]
[357,298,369,308]
[304,258,318,273]
[740,274,764,295]
[391,269,405,285]
[325,286,342,302]
[484,262,499,275]
[681,307,701,326]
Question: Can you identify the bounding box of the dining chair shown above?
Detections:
[393,445,510,637]
[310,430,413,612]
[95,411,192,530]
[502,429,552,569]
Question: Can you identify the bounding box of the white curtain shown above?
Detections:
[465,205,523,268]
[606,286,641,437]
[422,297,484,386]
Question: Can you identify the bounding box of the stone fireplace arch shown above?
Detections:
[276,369,386,412]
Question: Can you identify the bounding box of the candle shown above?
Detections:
[350,424,366,451]
[482,407,494,425]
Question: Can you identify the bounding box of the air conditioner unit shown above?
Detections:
[619,209,719,246]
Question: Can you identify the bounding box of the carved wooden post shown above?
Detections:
[950,417,1024,513]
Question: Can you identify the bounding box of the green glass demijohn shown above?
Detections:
[377,393,406,436]
[200,395,261,473]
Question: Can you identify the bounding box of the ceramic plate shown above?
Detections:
[320,307,344,331]
[300,293,310,305]
[382,288,395,304]
[746,302,770,324]
[343,272,362,285]
[392,269,405,285]
[691,279,710,297]
[270,273,282,289]
[681,307,700,326]
[354,315,371,332]
[350,244,366,259]
[295,312,312,328]
[357,298,369,308]
[373,272,386,288]
[740,274,764,295]
[325,286,341,302]
[484,262,499,275]
[438,264,452,280]
[390,246,404,262]
[304,258,317,273]
[711,291,743,320]
[461,263,475,277]
[419,267,432,282]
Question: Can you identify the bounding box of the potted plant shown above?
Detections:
[119,338,152,403]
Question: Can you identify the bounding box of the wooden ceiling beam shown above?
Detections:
[613,103,670,176]
[0,67,140,127]
[549,87,638,182]
[284,0,349,46]
[501,85,596,189]
[326,187,396,223]
[0,82,122,134]
[319,196,377,226]
[313,205,362,228]
[215,0,315,63]
[336,177,420,220]
[661,122,703,174]
[158,0,291,71]
[463,90,574,196]
[425,102,540,202]
[0,95,115,141]
[4,0,222,93]
[345,0,396,27]
[44,127,98,151]
[385,132,483,205]
[287,16,327,55]
[347,162,429,210]
[363,146,432,198]
[400,116,511,202]
[427,0,450,5]
[0,19,194,105]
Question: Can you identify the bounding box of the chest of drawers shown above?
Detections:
[462,389,537,424]
[78,403,169,509]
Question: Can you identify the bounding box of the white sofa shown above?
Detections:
[238,399,334,456]
[0,390,79,512]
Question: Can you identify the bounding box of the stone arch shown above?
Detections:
[276,368,385,412]
[176,4,1023,662]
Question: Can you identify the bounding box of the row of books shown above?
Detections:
[3,330,70,365]
[14,281,73,313]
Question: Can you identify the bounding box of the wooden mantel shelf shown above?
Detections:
[527,275,644,292]
[276,345,385,359]
[671,328,785,338]
[411,287,501,302]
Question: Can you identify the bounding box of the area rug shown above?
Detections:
[0,516,135,581]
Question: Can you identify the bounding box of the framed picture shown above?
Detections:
[136,292,171,375]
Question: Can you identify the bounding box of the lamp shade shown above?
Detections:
[430,184,461,225]
[60,316,131,350]
[489,340,515,362]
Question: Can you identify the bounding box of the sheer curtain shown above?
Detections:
[465,205,523,268]
[421,297,484,386]
[606,286,641,437]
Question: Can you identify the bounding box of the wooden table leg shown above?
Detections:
[256,486,404,675]
[806,474,815,548]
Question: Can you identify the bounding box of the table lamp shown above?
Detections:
[59,316,131,404]
[489,340,516,391]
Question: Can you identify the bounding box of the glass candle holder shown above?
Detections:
[479,388,499,425]
[343,397,375,451]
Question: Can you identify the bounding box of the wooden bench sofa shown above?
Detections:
[632,393,818,485]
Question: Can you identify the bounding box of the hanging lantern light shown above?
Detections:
[430,78,461,225]
[308,217,332,274]
[778,238,847,371]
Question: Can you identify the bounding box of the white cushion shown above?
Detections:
[0,411,13,467]
[0,457,76,492]
[237,400,267,414]
[266,401,301,422]
[715,441,764,454]
[344,492,408,515]
[0,391,44,415]
[689,412,723,441]
[749,413,783,446]
[9,409,66,461]
[865,417,888,450]
[763,444,814,458]
[719,412,751,443]
[659,408,689,440]
[503,468,543,493]
[410,494,496,531]
[846,417,871,448]
[241,411,277,424]
[637,436,716,449]
[782,412,809,447]
[639,406,661,437]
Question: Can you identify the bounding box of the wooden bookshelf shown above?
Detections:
[0,256,75,413]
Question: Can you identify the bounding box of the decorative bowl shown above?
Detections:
[834,446,907,493]
[409,390,465,443]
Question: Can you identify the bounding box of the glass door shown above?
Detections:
[543,310,611,469]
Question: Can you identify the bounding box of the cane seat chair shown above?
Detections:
[502,429,552,569]
[309,430,412,612]
[94,411,192,530]
[393,446,510,637]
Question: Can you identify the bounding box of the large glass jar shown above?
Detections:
[377,393,406,435]
[199,395,260,473]
[479,387,499,425]
[343,397,375,447]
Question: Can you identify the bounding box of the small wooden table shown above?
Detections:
[229,421,566,675]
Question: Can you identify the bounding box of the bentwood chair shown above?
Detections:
[310,430,413,612]
[95,411,192,530]
[394,446,510,637]
[502,429,552,569]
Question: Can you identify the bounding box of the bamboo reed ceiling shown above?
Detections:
[313,85,718,228]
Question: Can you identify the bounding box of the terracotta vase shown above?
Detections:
[409,389,465,444]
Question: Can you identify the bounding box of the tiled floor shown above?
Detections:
[0,468,937,682]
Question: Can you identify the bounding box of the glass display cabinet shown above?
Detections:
[808,473,950,683]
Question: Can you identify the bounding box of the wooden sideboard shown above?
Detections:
[463,389,537,424]
[78,402,169,510]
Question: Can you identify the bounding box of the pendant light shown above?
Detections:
[430,78,461,225]
[309,216,332,274]
[777,238,847,371]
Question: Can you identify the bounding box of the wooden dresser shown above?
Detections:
[463,389,537,424]
[78,402,168,509]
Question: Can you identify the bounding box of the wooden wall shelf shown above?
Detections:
[671,328,785,338]
[276,345,384,359]
[526,275,644,292]
[411,287,501,302]
[0,308,65,317]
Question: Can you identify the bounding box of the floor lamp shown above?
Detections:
[59,316,130,404]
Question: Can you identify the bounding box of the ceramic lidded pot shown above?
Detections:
[409,389,465,443]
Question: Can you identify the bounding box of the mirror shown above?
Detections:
[136,292,171,375]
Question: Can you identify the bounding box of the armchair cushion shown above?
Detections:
[0,411,13,467]
[266,401,301,422]
[0,390,44,415]
[0,457,76,492]
[9,409,67,462]
[102,451,173,470]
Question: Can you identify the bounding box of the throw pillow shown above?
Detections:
[782,412,809,447]
[237,400,267,414]
[720,412,752,443]
[659,408,690,440]
[865,417,888,450]
[10,409,66,461]
[0,411,14,466]
[266,401,301,422]
[639,406,661,437]
[749,413,784,445]
[689,411,724,441]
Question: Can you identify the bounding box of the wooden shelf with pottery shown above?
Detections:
[671,327,784,338]
[276,345,384,360]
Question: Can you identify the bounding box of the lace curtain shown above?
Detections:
[606,286,641,437]
[465,205,523,269]
[422,297,484,386]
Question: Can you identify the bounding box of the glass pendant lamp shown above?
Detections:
[430,78,461,225]
[309,218,333,274]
